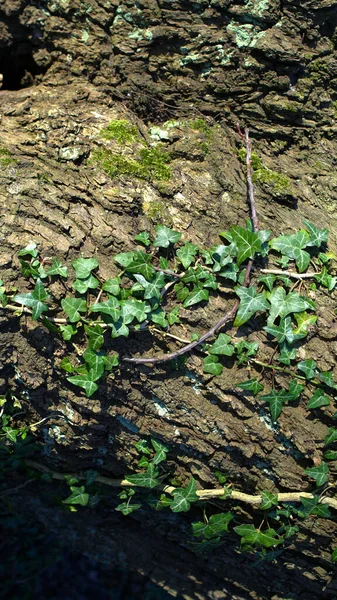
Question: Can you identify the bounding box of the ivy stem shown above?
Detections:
[252,359,306,379]
[252,359,323,387]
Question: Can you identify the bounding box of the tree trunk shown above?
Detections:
[1,1,337,598]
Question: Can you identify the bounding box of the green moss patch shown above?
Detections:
[238,149,290,194]
[93,146,171,182]
[0,148,17,167]
[100,120,140,144]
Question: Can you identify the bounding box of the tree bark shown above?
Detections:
[1,1,337,598]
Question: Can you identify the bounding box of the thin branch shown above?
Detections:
[123,126,258,366]
[23,459,337,510]
[153,265,183,279]
[150,327,191,345]
[0,478,36,497]
[260,269,318,280]
[123,302,239,364]
[245,127,259,232]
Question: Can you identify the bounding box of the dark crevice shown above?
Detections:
[0,15,47,90]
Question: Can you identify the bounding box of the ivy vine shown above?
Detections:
[1,128,337,563]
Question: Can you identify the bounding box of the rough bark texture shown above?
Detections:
[1,1,337,598]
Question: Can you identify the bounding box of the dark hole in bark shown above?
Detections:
[0,42,44,90]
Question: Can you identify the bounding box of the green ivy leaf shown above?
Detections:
[318,371,337,390]
[200,271,218,290]
[214,471,227,484]
[159,256,170,270]
[270,230,311,272]
[46,257,68,278]
[211,245,233,273]
[307,389,330,410]
[332,548,337,563]
[151,439,169,465]
[234,525,282,548]
[286,380,304,400]
[176,243,199,268]
[297,359,317,380]
[324,450,337,460]
[230,226,262,266]
[174,282,189,302]
[134,231,151,247]
[303,220,328,248]
[192,513,233,540]
[133,272,165,300]
[235,340,259,357]
[60,357,75,373]
[3,427,18,442]
[258,273,276,292]
[305,462,330,487]
[292,311,317,337]
[284,525,299,539]
[325,428,337,446]
[59,324,77,340]
[150,308,168,328]
[259,491,278,511]
[84,324,104,350]
[109,319,129,338]
[18,242,39,258]
[125,463,160,489]
[134,439,151,455]
[315,267,336,291]
[234,286,269,327]
[114,251,135,268]
[91,296,121,321]
[267,287,314,326]
[170,493,191,513]
[102,352,119,370]
[61,297,87,322]
[121,298,149,324]
[203,355,223,376]
[295,496,318,517]
[73,275,99,293]
[72,257,99,279]
[183,285,209,308]
[63,486,89,506]
[116,502,142,515]
[102,277,121,296]
[209,334,235,356]
[218,263,239,282]
[67,370,99,397]
[260,389,286,422]
[170,478,199,513]
[13,279,50,320]
[82,348,105,380]
[137,456,150,468]
[264,316,303,344]
[167,306,180,325]
[237,379,264,395]
[153,225,182,248]
[124,251,155,280]
[277,342,297,365]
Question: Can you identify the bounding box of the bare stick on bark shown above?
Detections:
[123,127,257,366]
[24,459,337,511]
[260,269,318,280]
